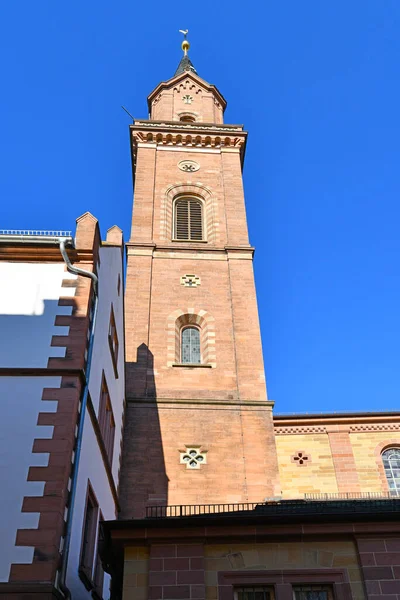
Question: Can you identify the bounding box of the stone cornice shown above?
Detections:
[126,242,255,260]
[126,397,274,408]
[134,120,244,132]
[130,121,247,155]
[274,412,400,434]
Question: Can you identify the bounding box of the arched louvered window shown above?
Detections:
[174,198,203,241]
[382,448,400,496]
[181,327,201,364]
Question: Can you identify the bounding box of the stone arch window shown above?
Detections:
[382,447,400,496]
[174,197,204,241]
[161,183,219,244]
[181,326,201,364]
[167,309,216,367]
[180,114,196,123]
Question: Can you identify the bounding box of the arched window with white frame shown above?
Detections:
[382,447,400,496]
[174,197,203,241]
[181,326,201,364]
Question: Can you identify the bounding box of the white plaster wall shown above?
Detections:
[67,417,113,600]
[0,263,77,367]
[88,246,125,480]
[0,376,59,582]
[67,245,124,599]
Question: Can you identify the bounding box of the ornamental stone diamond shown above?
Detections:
[180,274,201,287]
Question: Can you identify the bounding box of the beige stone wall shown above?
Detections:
[275,434,338,498]
[274,423,400,498]
[204,541,365,600]
[350,431,400,493]
[123,547,149,600]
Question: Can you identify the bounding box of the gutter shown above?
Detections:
[57,238,99,600]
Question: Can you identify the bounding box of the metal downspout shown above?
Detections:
[58,239,99,599]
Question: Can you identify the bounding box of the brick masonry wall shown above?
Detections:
[119,401,280,518]
[123,544,205,600]
[122,77,278,517]
[123,540,363,600]
[356,537,400,598]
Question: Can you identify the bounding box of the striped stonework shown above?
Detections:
[166,308,216,368]
[160,182,220,244]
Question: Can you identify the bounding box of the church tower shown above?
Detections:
[120,37,280,518]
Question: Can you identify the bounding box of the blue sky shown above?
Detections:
[1,1,400,413]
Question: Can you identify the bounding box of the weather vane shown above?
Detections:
[179,29,190,55]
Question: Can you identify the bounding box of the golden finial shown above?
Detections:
[179,29,190,55]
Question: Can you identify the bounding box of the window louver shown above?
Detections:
[175,198,203,241]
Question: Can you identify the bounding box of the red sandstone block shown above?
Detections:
[9,562,55,582]
[149,558,163,571]
[359,553,376,566]
[164,558,190,571]
[218,586,233,600]
[358,539,387,553]
[149,571,177,586]
[191,584,206,599]
[177,544,203,558]
[22,496,64,513]
[381,581,400,594]
[151,545,177,558]
[149,586,163,599]
[363,566,394,580]
[177,571,204,585]
[375,553,400,566]
[163,586,191,600]
[190,558,204,570]
[386,540,400,552]
[365,581,381,594]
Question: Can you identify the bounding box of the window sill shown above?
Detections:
[172,363,212,368]
[171,239,208,243]
[108,335,119,380]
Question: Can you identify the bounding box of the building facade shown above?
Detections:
[0,214,125,600]
[105,44,400,600]
[1,40,400,600]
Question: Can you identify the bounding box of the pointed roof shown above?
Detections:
[174,54,197,77]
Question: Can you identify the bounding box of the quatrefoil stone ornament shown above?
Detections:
[179,447,207,469]
[291,451,311,466]
[182,94,193,104]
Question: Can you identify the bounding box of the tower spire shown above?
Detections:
[175,29,197,76]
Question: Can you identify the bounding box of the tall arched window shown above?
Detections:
[382,448,400,496]
[181,327,201,364]
[174,198,203,241]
